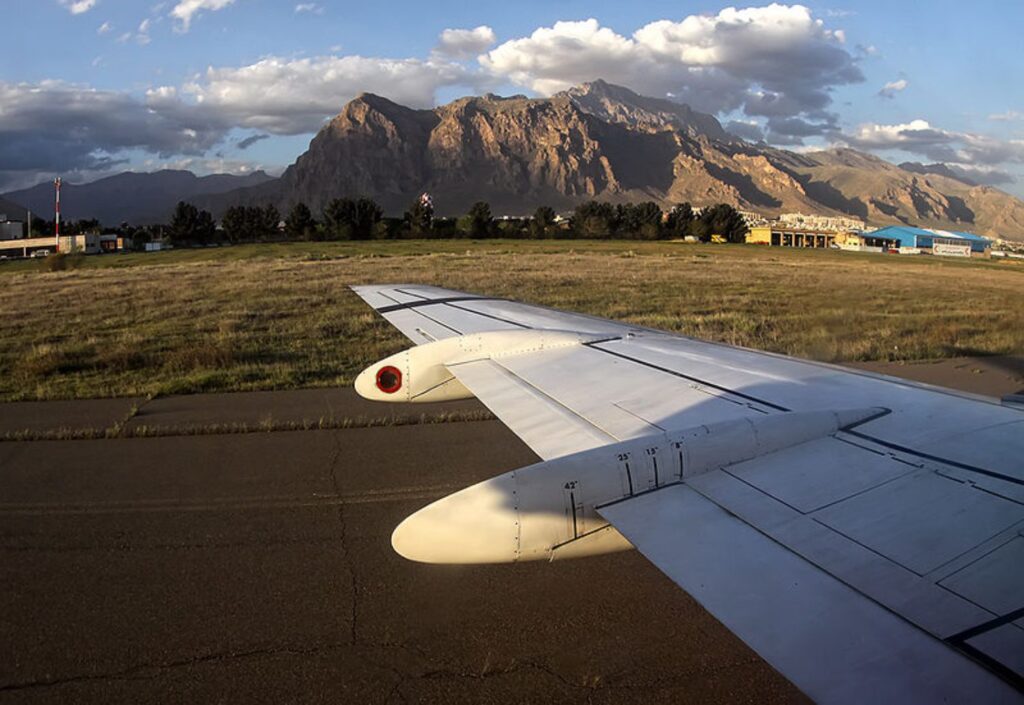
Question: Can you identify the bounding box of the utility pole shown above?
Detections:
[54,177,61,251]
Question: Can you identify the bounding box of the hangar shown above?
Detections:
[856,226,992,257]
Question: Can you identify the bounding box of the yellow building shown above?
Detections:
[746,225,842,248]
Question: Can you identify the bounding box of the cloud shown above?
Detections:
[878,78,907,98]
[116,16,154,44]
[481,6,862,130]
[237,133,270,150]
[136,18,152,44]
[942,164,1015,186]
[294,3,323,14]
[989,110,1023,122]
[766,115,835,139]
[166,54,476,133]
[59,0,98,15]
[10,5,1023,193]
[0,47,479,188]
[725,120,765,142]
[434,26,497,59]
[838,119,1024,172]
[170,0,235,31]
[97,20,112,34]
[0,80,229,189]
[143,155,265,176]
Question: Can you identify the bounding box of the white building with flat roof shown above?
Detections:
[778,213,866,232]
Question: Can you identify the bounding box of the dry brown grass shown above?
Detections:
[0,241,1021,401]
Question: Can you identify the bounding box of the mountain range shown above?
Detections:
[1,170,274,226]
[4,80,1023,240]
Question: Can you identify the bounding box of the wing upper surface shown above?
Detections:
[353,284,1024,478]
[354,283,1024,695]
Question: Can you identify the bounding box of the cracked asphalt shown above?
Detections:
[0,391,808,704]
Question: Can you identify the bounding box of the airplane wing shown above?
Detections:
[352,284,1024,703]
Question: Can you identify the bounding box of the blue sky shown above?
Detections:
[2,0,1022,197]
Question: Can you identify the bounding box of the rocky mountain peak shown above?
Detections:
[899,162,978,187]
[558,80,730,141]
[209,81,1024,239]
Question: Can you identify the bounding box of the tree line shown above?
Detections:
[115,197,751,246]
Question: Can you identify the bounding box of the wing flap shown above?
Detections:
[447,358,617,459]
[599,484,1021,704]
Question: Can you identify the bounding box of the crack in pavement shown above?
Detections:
[0,535,343,554]
[0,484,460,516]
[0,642,351,693]
[325,428,360,647]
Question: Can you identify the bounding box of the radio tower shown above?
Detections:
[54,177,62,251]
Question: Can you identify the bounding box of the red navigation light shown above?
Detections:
[376,365,403,394]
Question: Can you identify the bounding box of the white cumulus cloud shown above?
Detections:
[97,20,112,34]
[60,0,98,15]
[163,54,475,134]
[839,119,1024,169]
[481,5,862,127]
[434,26,497,59]
[170,0,235,31]
[294,3,323,14]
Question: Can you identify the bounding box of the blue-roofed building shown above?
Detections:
[863,226,992,257]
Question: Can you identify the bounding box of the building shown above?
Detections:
[855,226,992,257]
[738,210,770,228]
[834,230,903,252]
[778,212,867,232]
[746,225,845,248]
[58,233,101,254]
[0,236,56,257]
[0,220,25,240]
[99,233,131,252]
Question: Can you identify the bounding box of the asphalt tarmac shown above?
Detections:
[3,358,1020,704]
[1,390,808,704]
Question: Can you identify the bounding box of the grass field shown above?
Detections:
[1,240,1021,401]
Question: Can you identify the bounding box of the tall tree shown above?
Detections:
[323,198,356,240]
[665,203,695,239]
[351,198,383,240]
[623,201,663,239]
[529,205,557,238]
[261,204,281,239]
[571,201,616,238]
[195,209,216,245]
[285,202,317,240]
[323,197,383,240]
[169,201,199,244]
[698,203,748,243]
[221,205,248,243]
[169,201,216,244]
[465,201,493,238]
[404,195,434,237]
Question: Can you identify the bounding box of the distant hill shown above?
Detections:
[0,197,28,222]
[200,80,1024,240]
[1,170,276,226]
